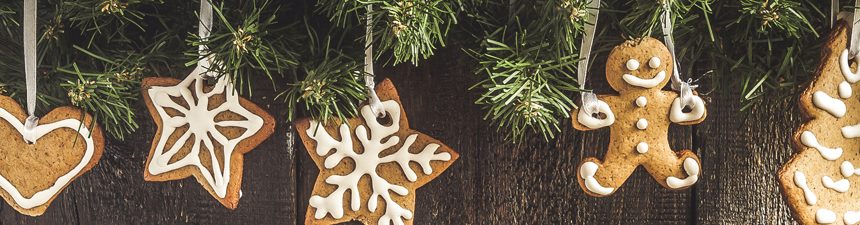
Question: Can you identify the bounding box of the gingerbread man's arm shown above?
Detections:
[667,91,707,125]
[572,95,618,131]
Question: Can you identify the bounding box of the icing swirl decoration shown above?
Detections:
[296,79,459,225]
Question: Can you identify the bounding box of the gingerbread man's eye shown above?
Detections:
[626,59,640,70]
[649,57,661,68]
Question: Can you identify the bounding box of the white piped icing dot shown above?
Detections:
[626,59,640,70]
[649,56,661,68]
[844,161,855,178]
[817,208,837,224]
[636,119,648,130]
[636,142,648,154]
[635,96,647,107]
[840,81,853,99]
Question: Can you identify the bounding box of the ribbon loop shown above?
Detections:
[22,116,39,144]
[578,0,601,107]
[580,92,600,116]
[364,5,385,118]
[24,0,37,119]
[833,0,840,28]
[849,0,860,57]
[660,1,702,109]
[678,80,697,109]
[197,0,217,78]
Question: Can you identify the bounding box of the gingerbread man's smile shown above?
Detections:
[621,57,666,88]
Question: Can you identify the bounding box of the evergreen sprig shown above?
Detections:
[279,22,366,123]
[717,0,824,109]
[466,0,585,142]
[187,0,300,95]
[315,0,458,65]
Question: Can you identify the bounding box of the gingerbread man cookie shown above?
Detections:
[571,37,707,197]
[779,20,860,225]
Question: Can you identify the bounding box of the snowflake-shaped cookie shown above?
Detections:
[141,72,275,209]
[779,20,860,225]
[296,79,459,225]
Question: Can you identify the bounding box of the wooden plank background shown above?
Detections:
[1,4,809,225]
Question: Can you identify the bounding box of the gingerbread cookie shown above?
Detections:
[779,20,860,225]
[141,73,275,209]
[296,79,459,225]
[571,37,707,196]
[0,95,104,216]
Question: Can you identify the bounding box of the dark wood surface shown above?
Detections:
[0,39,802,225]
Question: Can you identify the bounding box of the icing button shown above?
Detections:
[626,59,640,71]
[636,142,648,154]
[649,56,661,68]
[636,118,648,130]
[635,96,647,107]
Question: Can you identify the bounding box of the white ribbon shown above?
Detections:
[578,0,601,115]
[660,4,697,108]
[833,0,839,28]
[364,5,384,118]
[850,0,860,57]
[23,0,39,142]
[196,0,217,78]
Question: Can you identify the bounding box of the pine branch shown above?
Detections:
[278,23,366,123]
[315,0,458,65]
[465,0,585,142]
[187,0,300,95]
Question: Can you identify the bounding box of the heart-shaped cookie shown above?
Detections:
[0,95,104,216]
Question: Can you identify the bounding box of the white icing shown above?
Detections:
[842,161,860,178]
[579,162,614,196]
[626,59,640,70]
[843,124,860,138]
[813,91,846,118]
[146,73,266,198]
[817,208,837,224]
[636,142,648,154]
[0,108,95,209]
[669,95,705,123]
[795,171,817,205]
[800,131,843,161]
[846,211,860,224]
[577,99,615,129]
[822,176,850,193]
[840,81,853,99]
[841,49,860,83]
[635,96,647,107]
[622,71,666,88]
[306,100,451,224]
[648,56,661,68]
[636,118,648,130]
[666,158,699,188]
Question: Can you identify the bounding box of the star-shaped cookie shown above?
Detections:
[295,78,459,225]
[141,72,275,209]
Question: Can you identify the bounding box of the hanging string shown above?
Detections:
[578,0,601,116]
[833,0,839,28]
[364,5,385,118]
[23,0,39,142]
[849,0,860,58]
[660,4,697,108]
[197,0,217,78]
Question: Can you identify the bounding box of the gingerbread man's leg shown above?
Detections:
[643,149,701,189]
[578,150,640,197]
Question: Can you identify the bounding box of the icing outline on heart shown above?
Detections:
[0,107,94,209]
